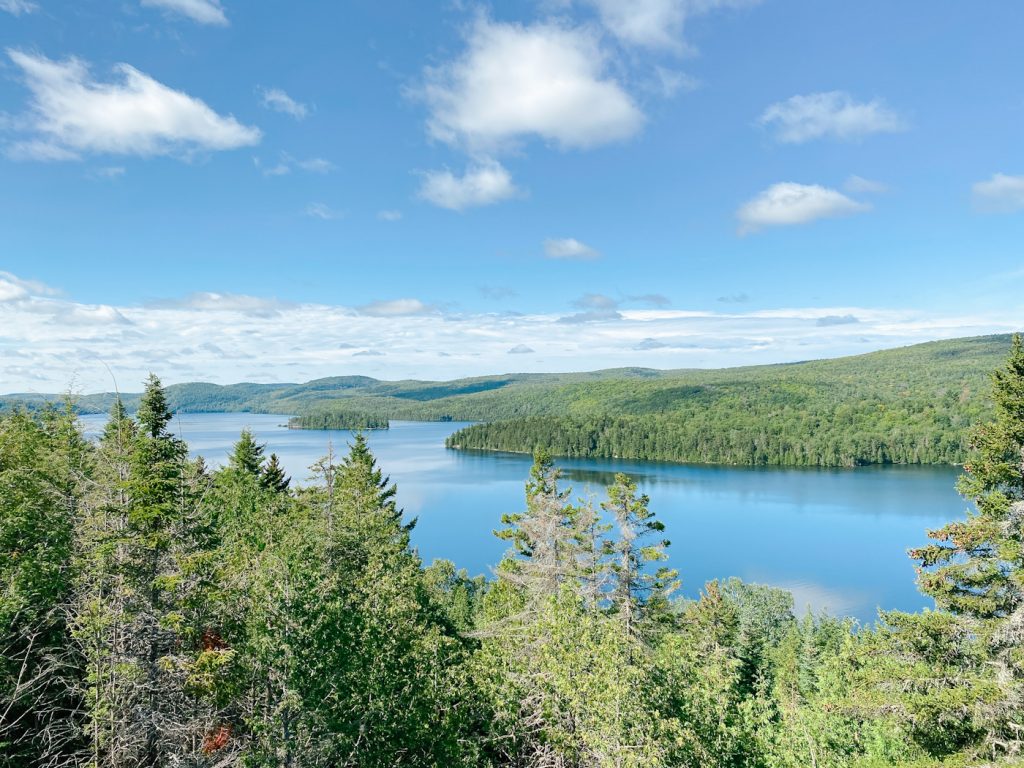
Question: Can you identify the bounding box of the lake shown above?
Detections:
[80,412,967,624]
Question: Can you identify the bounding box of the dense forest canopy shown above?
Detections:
[1,336,1023,766]
[2,334,1008,468]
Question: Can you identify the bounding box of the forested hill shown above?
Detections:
[1,334,1012,467]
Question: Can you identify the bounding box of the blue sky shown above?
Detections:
[1,0,1022,391]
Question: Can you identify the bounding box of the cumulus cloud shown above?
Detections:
[377,209,403,221]
[418,160,520,210]
[585,0,761,52]
[0,271,1020,392]
[1,0,37,15]
[736,182,869,234]
[6,49,260,160]
[259,87,308,120]
[357,298,436,317]
[507,344,535,354]
[140,0,227,25]
[418,17,643,153]
[759,91,906,143]
[544,237,600,260]
[972,173,1024,213]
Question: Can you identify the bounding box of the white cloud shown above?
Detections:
[651,66,700,97]
[736,182,869,234]
[6,50,260,160]
[573,293,618,310]
[92,166,126,179]
[587,0,687,51]
[0,271,58,298]
[304,203,345,220]
[1,0,37,15]
[972,173,1024,213]
[255,154,333,176]
[358,298,436,317]
[544,237,600,260]
[0,270,1020,392]
[418,17,643,152]
[418,159,520,210]
[843,175,888,194]
[377,209,403,221]
[759,91,906,143]
[296,157,333,173]
[0,279,29,302]
[585,0,761,52]
[259,87,308,120]
[140,0,228,26]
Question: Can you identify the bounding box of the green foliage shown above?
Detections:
[3,339,1024,766]
[3,334,1007,467]
[288,409,390,430]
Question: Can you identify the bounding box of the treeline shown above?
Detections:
[446,400,972,467]
[3,338,1024,766]
[288,409,390,430]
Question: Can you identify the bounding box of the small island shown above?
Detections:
[288,411,390,430]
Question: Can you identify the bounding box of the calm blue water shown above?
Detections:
[80,413,967,624]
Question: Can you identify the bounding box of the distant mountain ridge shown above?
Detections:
[2,334,1013,467]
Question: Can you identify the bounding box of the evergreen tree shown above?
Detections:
[913,333,1024,619]
[0,406,89,766]
[229,428,265,476]
[602,473,678,638]
[261,452,291,493]
[337,432,414,544]
[911,333,1024,757]
[74,377,217,767]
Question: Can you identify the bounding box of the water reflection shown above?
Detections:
[79,413,964,623]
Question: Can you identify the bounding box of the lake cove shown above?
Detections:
[81,412,965,624]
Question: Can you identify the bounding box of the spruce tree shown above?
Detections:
[912,333,1024,756]
[0,407,89,766]
[229,428,265,476]
[913,333,1024,618]
[261,452,291,493]
[602,473,678,638]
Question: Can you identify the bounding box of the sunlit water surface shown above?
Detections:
[80,413,967,624]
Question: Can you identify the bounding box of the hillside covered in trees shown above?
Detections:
[2,335,1009,468]
[2,337,1024,766]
